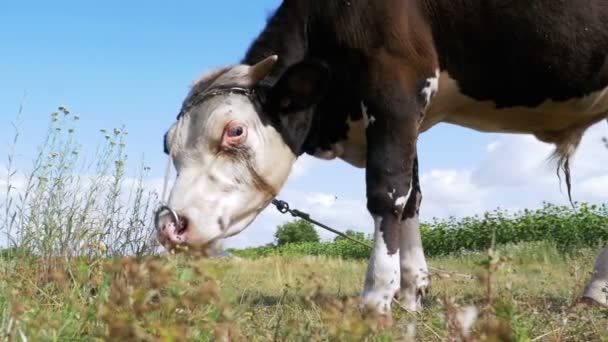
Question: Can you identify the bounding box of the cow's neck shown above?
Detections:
[242,0,311,82]
[242,0,324,157]
[241,1,373,164]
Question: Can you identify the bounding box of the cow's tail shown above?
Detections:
[549,128,586,209]
[552,117,608,208]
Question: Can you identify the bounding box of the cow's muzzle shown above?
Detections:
[155,205,189,245]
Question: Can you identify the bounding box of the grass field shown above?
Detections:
[2,241,608,341]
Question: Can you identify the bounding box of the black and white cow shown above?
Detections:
[157,0,608,315]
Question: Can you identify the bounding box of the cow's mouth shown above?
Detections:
[155,206,189,244]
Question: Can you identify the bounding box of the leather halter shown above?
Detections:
[176,87,255,120]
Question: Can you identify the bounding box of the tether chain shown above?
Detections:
[272,199,373,249]
[271,198,474,280]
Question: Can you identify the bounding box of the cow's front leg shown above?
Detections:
[582,242,608,306]
[360,73,429,315]
[397,155,429,311]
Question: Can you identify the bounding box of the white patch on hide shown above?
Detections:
[361,216,400,314]
[395,180,412,210]
[361,102,370,128]
[395,196,407,208]
[421,71,608,136]
[421,69,439,106]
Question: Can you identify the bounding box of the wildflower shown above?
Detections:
[58,106,70,114]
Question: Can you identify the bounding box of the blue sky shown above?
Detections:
[2,1,607,248]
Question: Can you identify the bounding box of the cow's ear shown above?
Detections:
[265,60,329,114]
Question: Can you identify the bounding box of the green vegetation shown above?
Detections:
[274,219,320,246]
[232,203,608,260]
[2,106,608,340]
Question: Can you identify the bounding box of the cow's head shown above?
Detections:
[156,56,329,253]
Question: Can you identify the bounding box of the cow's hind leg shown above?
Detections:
[582,119,608,306]
[582,242,608,306]
[397,155,429,311]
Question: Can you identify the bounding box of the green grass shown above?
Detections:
[2,241,608,341]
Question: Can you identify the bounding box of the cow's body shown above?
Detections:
[159,0,608,316]
[245,0,608,166]
[240,0,608,313]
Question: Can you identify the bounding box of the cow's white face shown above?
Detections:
[156,56,329,253]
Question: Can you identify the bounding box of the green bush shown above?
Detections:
[230,239,371,260]
[421,202,608,257]
[334,230,368,242]
[274,219,320,246]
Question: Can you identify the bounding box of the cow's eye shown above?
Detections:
[222,121,247,146]
[227,125,244,137]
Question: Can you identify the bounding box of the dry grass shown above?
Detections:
[1,241,608,341]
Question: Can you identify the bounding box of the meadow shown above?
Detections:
[2,108,608,341]
[2,243,608,341]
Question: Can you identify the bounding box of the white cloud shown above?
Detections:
[420,122,608,219]
[471,135,555,188]
[419,168,490,219]
[486,141,501,152]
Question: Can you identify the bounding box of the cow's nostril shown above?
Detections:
[176,215,189,235]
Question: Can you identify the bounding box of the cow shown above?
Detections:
[156,0,608,316]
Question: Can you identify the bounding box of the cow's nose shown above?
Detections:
[155,206,189,244]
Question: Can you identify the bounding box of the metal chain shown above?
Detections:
[271,198,474,280]
[272,199,373,248]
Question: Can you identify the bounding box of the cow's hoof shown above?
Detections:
[396,273,429,312]
[581,280,608,308]
[359,290,395,317]
[396,287,426,312]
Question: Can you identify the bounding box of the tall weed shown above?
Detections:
[0,106,160,266]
